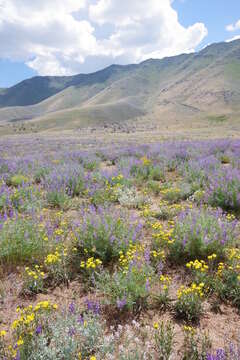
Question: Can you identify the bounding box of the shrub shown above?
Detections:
[175,283,204,323]
[214,249,240,310]
[22,265,45,296]
[169,208,237,263]
[117,186,150,209]
[130,160,165,183]
[183,326,211,360]
[155,201,187,220]
[34,167,49,184]
[161,184,193,204]
[22,309,113,359]
[44,245,70,286]
[153,321,174,360]
[205,167,240,212]
[6,174,29,187]
[73,206,142,264]
[46,190,70,209]
[0,217,50,269]
[146,180,161,195]
[153,275,171,310]
[97,265,153,313]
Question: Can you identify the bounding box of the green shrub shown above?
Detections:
[96,264,153,313]
[175,283,204,323]
[214,265,240,310]
[169,208,237,263]
[21,265,45,296]
[0,218,49,269]
[73,207,142,264]
[46,190,70,209]
[6,174,29,187]
[153,321,174,360]
[182,327,211,360]
[146,180,161,195]
[34,168,49,184]
[13,305,114,360]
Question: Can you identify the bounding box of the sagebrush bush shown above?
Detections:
[117,186,150,209]
[22,310,114,359]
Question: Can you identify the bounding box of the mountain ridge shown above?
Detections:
[1,39,240,130]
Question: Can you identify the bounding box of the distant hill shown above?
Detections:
[1,39,240,131]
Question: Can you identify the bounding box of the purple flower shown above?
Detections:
[69,302,76,315]
[35,325,42,335]
[117,297,127,309]
[68,327,76,337]
[85,299,100,315]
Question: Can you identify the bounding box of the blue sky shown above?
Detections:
[173,0,240,48]
[0,0,240,88]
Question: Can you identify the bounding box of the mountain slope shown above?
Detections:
[1,39,240,129]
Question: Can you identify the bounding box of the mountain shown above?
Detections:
[1,39,240,131]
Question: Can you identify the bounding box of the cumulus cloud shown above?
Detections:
[0,0,208,76]
[226,19,240,32]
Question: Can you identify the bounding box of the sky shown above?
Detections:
[0,0,240,88]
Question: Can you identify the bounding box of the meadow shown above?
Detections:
[0,135,240,359]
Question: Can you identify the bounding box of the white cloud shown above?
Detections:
[226,35,240,43]
[0,0,208,76]
[226,19,240,32]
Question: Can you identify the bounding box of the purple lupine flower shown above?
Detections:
[35,325,42,335]
[117,297,127,309]
[68,327,76,337]
[85,299,100,315]
[69,302,76,315]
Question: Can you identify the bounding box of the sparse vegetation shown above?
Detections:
[0,136,240,359]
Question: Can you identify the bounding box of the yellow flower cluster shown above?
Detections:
[160,188,181,195]
[151,249,165,260]
[186,260,208,272]
[141,205,154,218]
[112,174,124,182]
[0,330,6,337]
[152,222,175,245]
[183,325,196,334]
[141,156,152,166]
[226,248,240,262]
[160,274,171,290]
[44,246,67,265]
[177,283,204,299]
[55,228,64,236]
[226,213,236,221]
[80,257,102,269]
[119,243,145,271]
[207,253,217,261]
[12,301,58,331]
[25,265,45,280]
[160,275,171,284]
[217,262,225,276]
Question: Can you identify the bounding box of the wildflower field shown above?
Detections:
[1,135,240,359]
